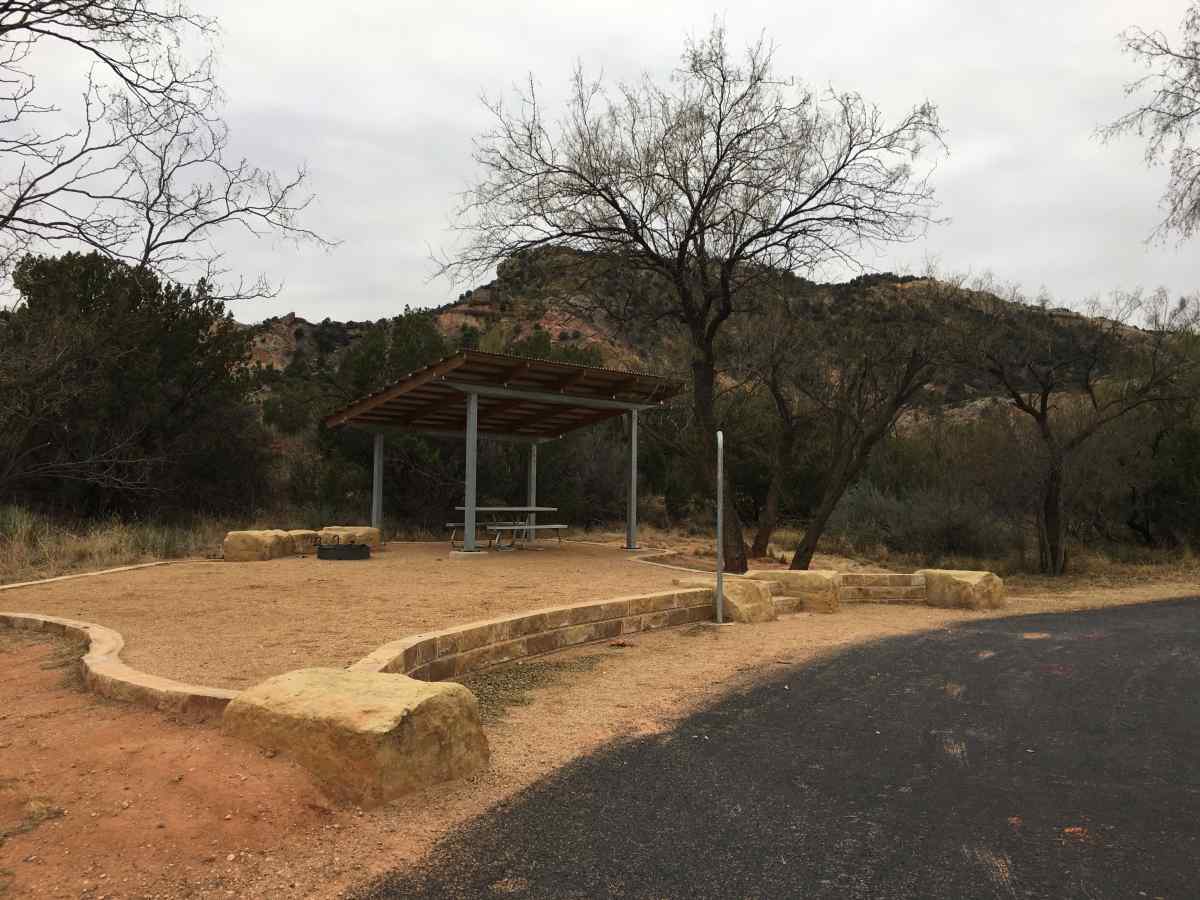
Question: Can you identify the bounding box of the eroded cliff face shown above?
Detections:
[245,313,382,371]
[244,285,636,373]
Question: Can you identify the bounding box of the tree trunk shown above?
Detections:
[751,425,794,557]
[788,413,896,570]
[789,471,848,570]
[692,354,748,573]
[1040,461,1067,575]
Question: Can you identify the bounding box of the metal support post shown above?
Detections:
[463,392,480,552]
[716,430,724,624]
[371,433,384,530]
[624,409,639,550]
[526,443,538,541]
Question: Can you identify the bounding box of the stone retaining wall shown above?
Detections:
[0,611,237,719]
[3,586,716,719]
[351,587,715,680]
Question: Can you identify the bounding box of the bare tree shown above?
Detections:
[444,25,944,571]
[94,101,323,297]
[0,1,325,293]
[734,276,941,567]
[1103,2,1200,239]
[961,284,1199,575]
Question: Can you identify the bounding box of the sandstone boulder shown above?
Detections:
[722,579,778,622]
[676,576,777,624]
[319,525,382,549]
[222,529,295,562]
[287,529,321,552]
[916,569,1006,610]
[223,668,489,806]
[746,569,840,614]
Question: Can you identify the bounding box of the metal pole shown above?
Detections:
[371,433,384,530]
[624,409,639,550]
[716,430,724,624]
[463,392,479,552]
[526,443,538,542]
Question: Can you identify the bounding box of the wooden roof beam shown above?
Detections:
[323,354,468,428]
[396,394,461,427]
[443,381,661,411]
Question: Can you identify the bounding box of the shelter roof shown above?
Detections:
[322,350,684,441]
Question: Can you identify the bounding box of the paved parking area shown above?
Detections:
[356,598,1200,899]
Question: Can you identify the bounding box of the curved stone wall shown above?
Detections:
[3,586,715,717]
[0,611,237,718]
[350,587,714,680]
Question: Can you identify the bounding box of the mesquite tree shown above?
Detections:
[1104,2,1200,239]
[963,286,1199,575]
[444,25,944,571]
[735,277,942,567]
[0,1,324,294]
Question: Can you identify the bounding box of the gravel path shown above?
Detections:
[0,542,681,688]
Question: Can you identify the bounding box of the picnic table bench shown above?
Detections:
[446,520,521,550]
[448,506,562,551]
[486,523,567,550]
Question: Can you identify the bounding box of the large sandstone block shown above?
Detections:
[916,569,1006,610]
[747,569,840,613]
[722,579,778,623]
[674,576,776,623]
[677,578,774,622]
[287,529,321,552]
[319,525,382,549]
[223,668,489,806]
[222,529,295,562]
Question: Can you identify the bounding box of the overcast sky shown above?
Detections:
[155,1,1198,322]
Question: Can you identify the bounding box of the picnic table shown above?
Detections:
[449,506,564,550]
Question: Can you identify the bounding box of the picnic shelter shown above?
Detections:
[322,350,684,552]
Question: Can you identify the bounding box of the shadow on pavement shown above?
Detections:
[352,597,1200,899]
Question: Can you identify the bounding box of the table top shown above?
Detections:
[455,506,558,513]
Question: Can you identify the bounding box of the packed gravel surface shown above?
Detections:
[356,598,1200,900]
[0,542,681,689]
[0,629,338,899]
[3,564,1198,898]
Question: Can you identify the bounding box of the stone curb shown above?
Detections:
[1,585,719,718]
[0,611,238,719]
[0,560,174,592]
[349,587,716,680]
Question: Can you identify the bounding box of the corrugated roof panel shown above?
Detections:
[322,350,683,438]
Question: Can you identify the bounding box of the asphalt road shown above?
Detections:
[353,598,1200,899]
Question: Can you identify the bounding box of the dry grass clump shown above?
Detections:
[0,505,450,585]
[0,506,228,585]
[1006,547,1200,596]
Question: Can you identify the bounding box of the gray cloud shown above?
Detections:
[158,0,1200,321]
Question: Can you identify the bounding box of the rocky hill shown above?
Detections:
[243,259,1145,401]
[246,275,642,373]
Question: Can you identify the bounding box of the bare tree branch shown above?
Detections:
[1102,2,1200,239]
[443,24,945,571]
[0,1,329,293]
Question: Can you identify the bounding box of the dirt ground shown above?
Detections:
[2,573,1197,899]
[0,542,682,689]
